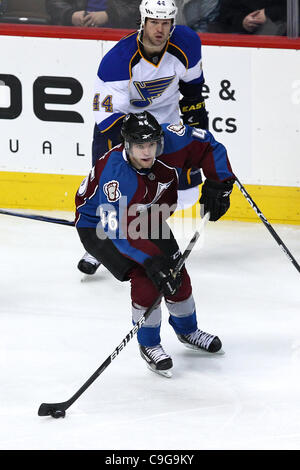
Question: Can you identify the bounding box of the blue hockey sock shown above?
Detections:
[168,311,197,335]
[136,324,161,347]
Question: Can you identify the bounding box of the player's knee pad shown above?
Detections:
[130,266,161,306]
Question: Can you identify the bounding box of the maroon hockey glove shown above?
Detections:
[200,179,234,221]
[144,256,182,297]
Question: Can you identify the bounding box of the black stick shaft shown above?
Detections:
[40,293,164,416]
[235,178,300,274]
[38,216,208,416]
[0,209,75,226]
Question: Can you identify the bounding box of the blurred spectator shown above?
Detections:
[0,0,7,16]
[0,0,49,24]
[46,0,140,29]
[183,0,221,32]
[218,0,287,35]
[175,0,187,24]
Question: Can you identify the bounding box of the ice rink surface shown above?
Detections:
[0,212,300,450]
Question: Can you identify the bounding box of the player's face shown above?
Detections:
[143,19,172,48]
[129,141,157,169]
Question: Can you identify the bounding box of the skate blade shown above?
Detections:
[183,344,225,355]
[146,363,173,378]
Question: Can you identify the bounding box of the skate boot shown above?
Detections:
[139,344,173,378]
[77,252,101,275]
[177,329,222,353]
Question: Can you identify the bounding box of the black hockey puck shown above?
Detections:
[50,409,66,419]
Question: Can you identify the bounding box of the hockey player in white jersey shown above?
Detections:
[79,0,210,274]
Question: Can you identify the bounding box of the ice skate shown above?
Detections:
[139,344,173,378]
[177,329,222,353]
[77,252,101,275]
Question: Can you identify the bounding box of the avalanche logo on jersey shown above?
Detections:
[103,180,121,202]
[167,124,186,136]
[135,180,174,213]
[131,76,175,108]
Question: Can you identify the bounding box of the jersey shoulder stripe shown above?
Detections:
[99,113,126,133]
[171,25,202,69]
[98,32,139,82]
[167,42,188,69]
[129,49,142,79]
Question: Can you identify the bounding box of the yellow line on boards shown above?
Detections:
[0,172,299,224]
[172,184,300,225]
[0,172,84,211]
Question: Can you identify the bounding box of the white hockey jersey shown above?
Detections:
[93,25,204,133]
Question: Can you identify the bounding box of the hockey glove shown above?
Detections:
[179,96,209,130]
[144,255,182,297]
[200,179,234,221]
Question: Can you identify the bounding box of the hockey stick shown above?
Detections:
[0,209,75,226]
[38,212,210,419]
[235,178,300,274]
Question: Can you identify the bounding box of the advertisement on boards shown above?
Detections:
[0,35,299,186]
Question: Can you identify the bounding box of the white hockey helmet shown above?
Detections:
[139,0,178,29]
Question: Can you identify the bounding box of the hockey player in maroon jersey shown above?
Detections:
[79,0,210,274]
[75,111,235,377]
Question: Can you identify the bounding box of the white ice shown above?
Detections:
[0,211,300,450]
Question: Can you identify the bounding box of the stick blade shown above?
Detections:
[38,402,68,417]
